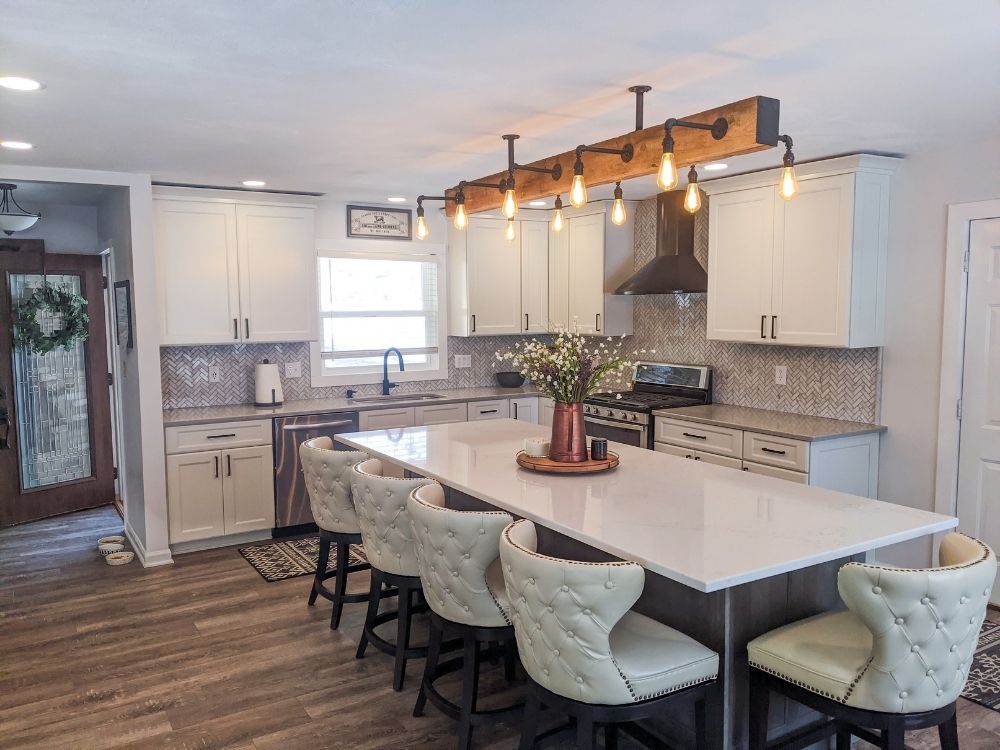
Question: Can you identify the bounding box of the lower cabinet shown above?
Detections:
[414,402,468,425]
[359,407,415,430]
[538,397,555,427]
[468,399,510,421]
[510,397,539,424]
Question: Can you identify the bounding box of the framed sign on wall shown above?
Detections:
[346,205,412,240]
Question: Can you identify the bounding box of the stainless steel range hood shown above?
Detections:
[614,190,707,295]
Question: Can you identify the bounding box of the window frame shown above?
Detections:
[310,242,449,387]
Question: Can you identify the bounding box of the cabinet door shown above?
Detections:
[155,200,241,345]
[568,213,605,334]
[706,187,775,343]
[235,204,317,342]
[222,446,275,534]
[510,397,539,423]
[166,451,225,543]
[415,402,468,425]
[770,174,855,346]
[538,397,555,427]
[520,222,549,333]
[359,407,415,430]
[741,461,808,484]
[548,224,570,331]
[467,219,522,335]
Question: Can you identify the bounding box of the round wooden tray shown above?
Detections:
[515,450,619,474]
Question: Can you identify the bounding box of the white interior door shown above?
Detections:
[467,219,522,335]
[520,221,549,333]
[957,218,1000,603]
[567,213,604,334]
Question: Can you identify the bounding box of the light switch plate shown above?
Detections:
[285,361,302,379]
[208,365,221,383]
[774,365,787,386]
[454,355,472,369]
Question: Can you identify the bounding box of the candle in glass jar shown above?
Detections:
[591,438,609,461]
[523,437,550,457]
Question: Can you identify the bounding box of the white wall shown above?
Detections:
[877,134,1000,566]
[12,202,101,253]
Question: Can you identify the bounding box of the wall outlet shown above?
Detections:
[208,365,221,383]
[774,365,788,386]
[284,361,302,379]
[454,355,472,369]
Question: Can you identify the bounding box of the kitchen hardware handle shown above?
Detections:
[771,315,777,340]
[693,456,702,461]
[524,313,529,331]
[584,415,644,432]
[742,466,750,471]
[513,402,518,419]
[479,409,499,415]
[206,433,237,439]
[226,454,232,477]
[761,315,766,339]
[282,420,354,432]
[684,454,693,459]
[214,456,219,478]
[471,314,476,333]
[761,447,787,455]
[244,318,250,339]
[233,318,238,340]
[682,432,708,440]
[595,313,601,332]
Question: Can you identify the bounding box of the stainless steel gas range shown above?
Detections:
[584,362,712,449]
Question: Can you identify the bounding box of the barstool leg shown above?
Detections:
[356,573,383,659]
[519,684,541,750]
[503,638,517,682]
[309,534,331,606]
[884,721,905,750]
[392,582,413,691]
[458,636,481,750]
[329,541,350,630]
[413,617,443,717]
[835,725,852,750]
[605,723,619,750]
[575,713,594,750]
[938,710,959,750]
[694,697,707,750]
[748,669,770,750]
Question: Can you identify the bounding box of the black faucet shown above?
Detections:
[382,348,404,395]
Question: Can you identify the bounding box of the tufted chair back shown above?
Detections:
[351,458,433,577]
[407,482,513,628]
[838,533,996,713]
[299,437,366,534]
[500,519,646,705]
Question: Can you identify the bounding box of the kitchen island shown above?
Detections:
[337,419,956,748]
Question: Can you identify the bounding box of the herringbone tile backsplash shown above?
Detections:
[161,196,880,422]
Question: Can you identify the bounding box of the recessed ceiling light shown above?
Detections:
[0,76,42,91]
[1,140,33,150]
[528,200,547,207]
[242,180,266,187]
[387,196,408,203]
[703,163,728,172]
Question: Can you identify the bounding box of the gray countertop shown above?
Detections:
[162,386,543,427]
[652,404,886,442]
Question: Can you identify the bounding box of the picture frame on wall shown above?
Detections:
[113,280,133,350]
[346,204,412,240]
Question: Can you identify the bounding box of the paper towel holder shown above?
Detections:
[254,358,285,408]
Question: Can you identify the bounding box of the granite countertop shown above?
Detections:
[652,404,886,442]
[162,386,543,427]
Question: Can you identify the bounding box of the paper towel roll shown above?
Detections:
[254,360,284,407]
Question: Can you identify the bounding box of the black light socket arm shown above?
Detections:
[662,116,730,153]
[777,134,795,166]
[416,193,458,217]
[574,142,635,173]
[458,179,508,193]
[502,134,562,183]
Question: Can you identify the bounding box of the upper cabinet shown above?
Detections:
[703,155,898,348]
[155,194,317,345]
[450,217,524,335]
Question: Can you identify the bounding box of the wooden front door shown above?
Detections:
[0,240,115,526]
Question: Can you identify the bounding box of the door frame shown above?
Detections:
[101,243,128,515]
[934,198,1000,522]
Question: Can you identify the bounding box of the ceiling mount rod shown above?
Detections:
[628,85,653,130]
[502,134,563,181]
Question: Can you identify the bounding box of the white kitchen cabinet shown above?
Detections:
[450,217,523,336]
[538,397,555,427]
[468,399,510,421]
[415,402,468,425]
[166,451,226,543]
[704,155,898,348]
[654,442,743,470]
[222,445,276,535]
[359,407,415,430]
[741,461,808,484]
[510,396,539,424]
[520,221,549,333]
[154,193,317,345]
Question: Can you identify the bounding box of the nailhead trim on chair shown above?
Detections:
[748,660,849,703]
[501,524,638,568]
[843,535,989,574]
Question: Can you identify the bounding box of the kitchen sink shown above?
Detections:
[350,393,446,403]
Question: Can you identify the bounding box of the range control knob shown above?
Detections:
[584,405,590,414]
[630,413,638,422]
[619,411,628,420]
[605,409,615,417]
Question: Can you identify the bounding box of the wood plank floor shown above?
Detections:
[2,506,999,749]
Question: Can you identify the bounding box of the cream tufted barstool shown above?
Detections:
[747,533,996,750]
[299,438,370,630]
[500,519,719,750]
[351,457,435,691]
[407,482,520,750]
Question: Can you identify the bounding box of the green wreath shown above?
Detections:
[12,284,90,354]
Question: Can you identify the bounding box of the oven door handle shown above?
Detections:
[282,420,355,432]
[584,415,645,432]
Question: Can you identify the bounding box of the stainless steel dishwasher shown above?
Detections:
[273,411,359,530]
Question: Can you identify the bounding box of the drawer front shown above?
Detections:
[359,407,415,430]
[165,419,271,455]
[654,442,742,470]
[468,399,510,421]
[741,460,808,484]
[655,418,743,458]
[743,432,809,472]
[415,402,468,425]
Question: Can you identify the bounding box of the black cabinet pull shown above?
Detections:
[244,318,250,339]
[760,315,766,339]
[480,409,498,415]
[771,315,777,339]
[226,454,232,477]
[213,456,219,478]
[524,313,529,331]
[682,432,707,440]
[742,466,750,471]
[595,313,601,332]
[206,433,237,440]
[471,314,476,333]
[693,456,702,461]
[513,402,518,419]
[761,447,787,455]
[233,318,238,340]
[684,454,693,459]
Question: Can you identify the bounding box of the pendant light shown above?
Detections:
[453,189,468,230]
[551,195,564,233]
[499,134,561,218]
[569,154,588,208]
[505,218,516,242]
[777,134,799,201]
[0,183,41,236]
[415,201,429,240]
[683,166,702,214]
[657,125,679,190]
[610,182,627,226]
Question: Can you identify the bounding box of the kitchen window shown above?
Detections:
[310,247,448,386]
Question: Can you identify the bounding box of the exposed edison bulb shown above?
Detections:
[501,188,518,219]
[569,174,588,208]
[611,197,627,226]
[453,203,468,230]
[416,214,429,240]
[504,218,516,242]
[778,166,799,201]
[683,182,702,214]
[657,151,679,190]
[552,206,564,233]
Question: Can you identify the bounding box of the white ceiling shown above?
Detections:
[1,1,998,204]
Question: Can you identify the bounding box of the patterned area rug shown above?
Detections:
[239,536,367,583]
[962,622,1000,710]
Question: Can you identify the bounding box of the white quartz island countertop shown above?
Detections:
[337,419,956,593]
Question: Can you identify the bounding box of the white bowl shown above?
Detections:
[105,551,135,566]
[98,542,125,556]
[98,535,125,546]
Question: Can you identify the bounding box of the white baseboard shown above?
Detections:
[125,519,174,567]
[170,529,272,555]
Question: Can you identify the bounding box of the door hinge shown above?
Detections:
[113,466,119,480]
[106,372,114,387]
[956,398,963,420]
[102,275,108,289]
[963,250,970,273]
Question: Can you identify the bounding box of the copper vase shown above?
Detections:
[549,402,588,463]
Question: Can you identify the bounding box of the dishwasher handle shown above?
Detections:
[282,419,355,432]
